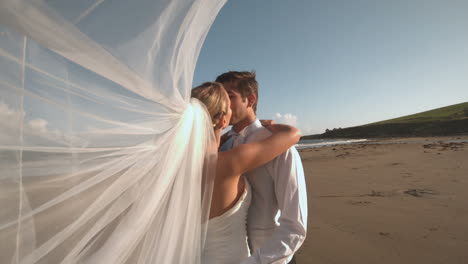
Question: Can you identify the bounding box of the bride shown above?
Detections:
[191,82,300,263]
[0,0,299,263]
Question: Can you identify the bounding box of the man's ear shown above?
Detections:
[247,94,257,108]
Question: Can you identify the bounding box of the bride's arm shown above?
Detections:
[220,124,301,177]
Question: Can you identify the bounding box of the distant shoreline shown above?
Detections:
[301,121,468,139]
[302,102,468,140]
[301,109,468,139]
[297,135,468,150]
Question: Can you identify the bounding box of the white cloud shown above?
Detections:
[0,101,84,146]
[0,101,23,143]
[0,101,17,117]
[273,113,297,126]
[28,118,48,133]
[271,113,324,136]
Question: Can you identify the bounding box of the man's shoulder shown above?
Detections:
[245,126,272,142]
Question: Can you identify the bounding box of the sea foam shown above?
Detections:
[296,139,368,150]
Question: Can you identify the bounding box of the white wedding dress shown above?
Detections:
[202,178,252,264]
[0,0,227,263]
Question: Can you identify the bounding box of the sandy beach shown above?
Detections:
[295,136,468,264]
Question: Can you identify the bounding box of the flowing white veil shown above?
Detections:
[0,0,226,263]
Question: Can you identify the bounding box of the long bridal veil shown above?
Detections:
[0,0,226,263]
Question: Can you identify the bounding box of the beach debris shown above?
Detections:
[404,188,439,197]
[378,232,390,237]
[358,190,398,198]
[324,188,439,199]
[318,195,345,198]
[366,190,386,197]
[349,200,371,205]
[402,172,412,178]
[422,142,465,151]
[336,152,352,158]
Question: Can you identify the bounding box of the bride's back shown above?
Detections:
[202,177,252,264]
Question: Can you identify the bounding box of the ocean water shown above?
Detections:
[296,138,468,150]
[296,139,368,150]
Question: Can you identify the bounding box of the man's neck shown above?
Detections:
[233,115,256,133]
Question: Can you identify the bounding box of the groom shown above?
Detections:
[217,71,307,264]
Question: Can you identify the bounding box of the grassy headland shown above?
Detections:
[303,102,468,139]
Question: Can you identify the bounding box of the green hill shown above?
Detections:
[369,102,468,125]
[303,102,468,139]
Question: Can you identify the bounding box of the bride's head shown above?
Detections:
[191,82,231,130]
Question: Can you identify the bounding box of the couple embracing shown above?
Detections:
[193,71,308,264]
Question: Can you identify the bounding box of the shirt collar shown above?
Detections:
[229,119,261,137]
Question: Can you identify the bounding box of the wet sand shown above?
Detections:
[295,136,468,264]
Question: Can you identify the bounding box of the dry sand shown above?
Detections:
[295,136,468,264]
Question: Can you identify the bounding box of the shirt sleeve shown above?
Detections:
[241,147,308,264]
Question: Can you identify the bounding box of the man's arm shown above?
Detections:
[242,147,307,264]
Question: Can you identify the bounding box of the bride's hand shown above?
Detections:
[265,123,301,137]
[261,120,300,137]
[260,119,275,127]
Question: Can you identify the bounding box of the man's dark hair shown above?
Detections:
[215,71,258,113]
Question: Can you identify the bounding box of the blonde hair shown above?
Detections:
[191,82,229,128]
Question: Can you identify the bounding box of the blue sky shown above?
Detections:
[194,0,468,135]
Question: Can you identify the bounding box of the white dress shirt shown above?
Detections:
[220,120,308,264]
